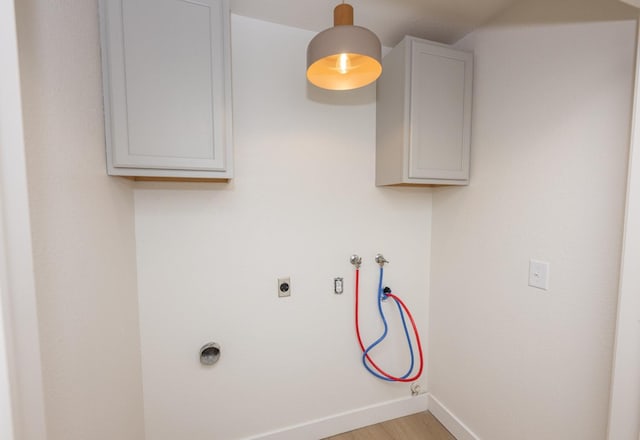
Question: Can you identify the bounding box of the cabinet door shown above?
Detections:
[101,0,231,174]
[408,40,472,181]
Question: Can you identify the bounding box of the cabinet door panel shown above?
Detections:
[409,41,471,180]
[103,0,229,172]
[123,0,214,164]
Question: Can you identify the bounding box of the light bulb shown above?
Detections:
[337,53,350,74]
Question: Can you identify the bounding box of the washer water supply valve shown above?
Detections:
[375,253,389,267]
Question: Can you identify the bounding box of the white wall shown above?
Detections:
[0,1,47,438]
[0,9,21,426]
[134,15,432,440]
[0,286,14,440]
[15,1,146,439]
[429,1,637,439]
[608,16,640,440]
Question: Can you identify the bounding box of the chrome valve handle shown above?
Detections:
[375,253,389,267]
[350,254,362,269]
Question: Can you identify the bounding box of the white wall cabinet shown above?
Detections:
[376,36,472,186]
[99,0,233,180]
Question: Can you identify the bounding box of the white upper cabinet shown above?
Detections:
[99,0,233,180]
[376,36,472,186]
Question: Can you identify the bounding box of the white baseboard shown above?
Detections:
[246,394,429,440]
[244,392,480,440]
[428,394,480,440]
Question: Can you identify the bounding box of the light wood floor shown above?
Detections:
[323,411,456,440]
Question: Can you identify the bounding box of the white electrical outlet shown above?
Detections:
[278,277,291,297]
[529,259,550,290]
[334,277,344,294]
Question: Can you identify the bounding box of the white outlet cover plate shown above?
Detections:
[278,277,291,297]
[529,259,550,290]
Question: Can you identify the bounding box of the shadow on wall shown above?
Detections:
[306,81,377,106]
[133,180,235,192]
[484,0,638,29]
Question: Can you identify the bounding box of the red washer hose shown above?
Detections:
[354,268,424,382]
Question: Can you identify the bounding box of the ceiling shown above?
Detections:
[230,0,521,47]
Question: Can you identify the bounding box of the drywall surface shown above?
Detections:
[429,1,636,439]
[15,1,146,439]
[0,287,14,440]
[0,0,47,438]
[608,20,640,440]
[134,15,431,440]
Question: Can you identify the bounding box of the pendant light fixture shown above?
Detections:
[306,2,382,91]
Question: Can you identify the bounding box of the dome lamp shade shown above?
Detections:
[306,3,382,91]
